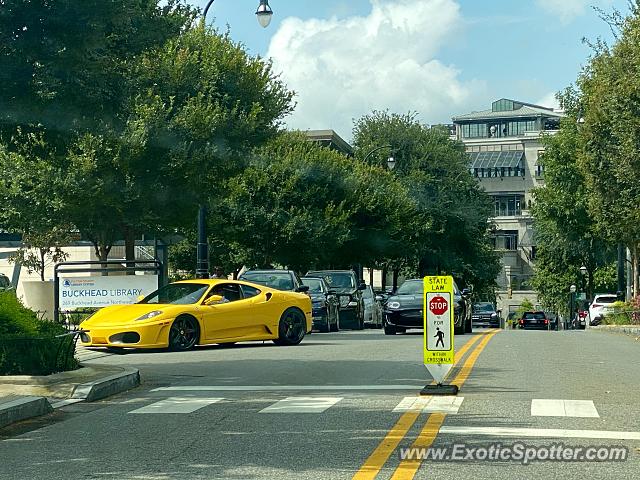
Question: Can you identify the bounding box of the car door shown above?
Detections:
[201,283,271,342]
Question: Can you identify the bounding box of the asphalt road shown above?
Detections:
[1,328,639,480]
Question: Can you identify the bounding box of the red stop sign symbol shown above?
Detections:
[429,296,448,316]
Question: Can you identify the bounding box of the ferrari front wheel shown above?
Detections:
[169,315,199,351]
[273,308,306,346]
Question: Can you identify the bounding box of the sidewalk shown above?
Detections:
[0,362,139,429]
[590,324,640,338]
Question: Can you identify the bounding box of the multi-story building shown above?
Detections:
[452,98,564,315]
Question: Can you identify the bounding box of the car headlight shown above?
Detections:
[387,301,401,309]
[347,301,358,307]
[491,313,497,318]
[135,310,163,321]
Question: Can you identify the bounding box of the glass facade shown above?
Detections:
[460,119,538,139]
[493,195,524,216]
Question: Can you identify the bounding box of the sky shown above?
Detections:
[191,0,628,140]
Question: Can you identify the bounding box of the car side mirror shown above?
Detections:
[358,283,367,291]
[461,288,471,296]
[375,295,384,301]
[328,289,337,295]
[204,295,224,305]
[296,285,310,293]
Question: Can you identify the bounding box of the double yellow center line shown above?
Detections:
[353,329,499,480]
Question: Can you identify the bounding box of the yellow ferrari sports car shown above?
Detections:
[79,279,312,351]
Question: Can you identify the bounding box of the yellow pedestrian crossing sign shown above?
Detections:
[423,276,455,384]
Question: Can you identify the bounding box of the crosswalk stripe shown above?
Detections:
[531,399,599,418]
[259,396,343,413]
[393,396,464,413]
[129,397,223,414]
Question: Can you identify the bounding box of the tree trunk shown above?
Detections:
[369,267,374,287]
[39,248,46,282]
[93,243,112,276]
[124,227,136,275]
[381,267,387,291]
[392,268,399,291]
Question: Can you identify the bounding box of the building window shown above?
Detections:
[493,194,524,216]
[493,230,519,250]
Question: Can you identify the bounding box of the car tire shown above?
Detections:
[465,316,472,333]
[384,324,397,335]
[454,324,465,335]
[168,315,199,351]
[273,308,306,346]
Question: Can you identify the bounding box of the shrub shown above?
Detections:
[0,292,78,375]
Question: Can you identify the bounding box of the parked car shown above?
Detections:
[239,269,309,293]
[306,270,366,329]
[382,278,472,335]
[471,302,500,328]
[519,311,551,330]
[301,276,340,333]
[79,279,312,350]
[588,294,618,325]
[362,285,383,328]
[0,273,12,292]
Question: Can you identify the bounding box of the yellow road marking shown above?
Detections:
[352,331,491,480]
[389,329,500,480]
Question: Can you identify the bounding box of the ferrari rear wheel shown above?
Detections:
[169,315,199,351]
[274,308,306,346]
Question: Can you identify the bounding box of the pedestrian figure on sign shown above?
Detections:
[434,327,445,348]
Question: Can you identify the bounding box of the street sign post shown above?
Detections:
[421,275,458,395]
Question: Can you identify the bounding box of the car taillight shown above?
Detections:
[519,319,524,324]
[544,319,549,324]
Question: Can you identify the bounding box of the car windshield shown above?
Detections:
[322,273,355,289]
[140,283,209,305]
[242,272,294,291]
[523,312,546,320]
[396,281,423,295]
[474,304,494,312]
[302,278,324,293]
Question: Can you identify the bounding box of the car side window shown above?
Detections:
[241,284,261,299]
[208,283,242,303]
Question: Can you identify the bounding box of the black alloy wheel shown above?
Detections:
[274,308,306,346]
[169,316,199,351]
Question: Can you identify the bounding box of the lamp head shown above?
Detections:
[387,156,396,170]
[256,0,273,28]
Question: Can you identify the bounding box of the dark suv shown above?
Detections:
[306,270,366,329]
[239,269,309,293]
[471,302,500,328]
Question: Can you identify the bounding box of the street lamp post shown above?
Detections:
[569,284,577,330]
[195,0,274,279]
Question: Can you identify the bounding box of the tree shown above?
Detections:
[351,111,499,292]
[202,131,415,274]
[531,101,616,312]
[0,0,196,261]
[575,1,640,293]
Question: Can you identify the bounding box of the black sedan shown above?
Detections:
[239,269,309,293]
[382,279,472,335]
[301,276,340,333]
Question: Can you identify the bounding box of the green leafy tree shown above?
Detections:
[352,111,499,292]
[531,104,616,312]
[575,1,640,293]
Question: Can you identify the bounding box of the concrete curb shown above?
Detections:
[1,367,140,429]
[70,367,140,402]
[591,325,640,337]
[0,396,53,429]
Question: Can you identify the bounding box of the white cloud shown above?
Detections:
[535,92,561,111]
[535,0,613,24]
[266,0,483,139]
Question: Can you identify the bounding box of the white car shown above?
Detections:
[588,294,618,325]
[362,285,383,327]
